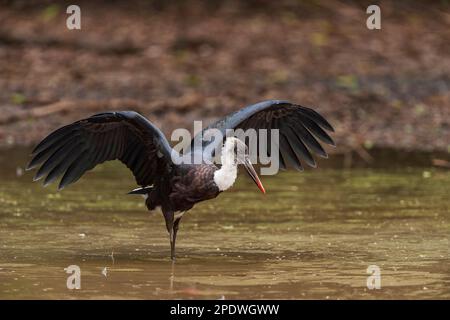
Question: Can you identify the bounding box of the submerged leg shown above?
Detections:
[163,210,174,260]
[163,210,183,260]
[171,217,182,260]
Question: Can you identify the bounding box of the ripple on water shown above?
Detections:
[0,150,449,299]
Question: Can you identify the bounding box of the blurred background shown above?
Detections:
[0,0,449,166]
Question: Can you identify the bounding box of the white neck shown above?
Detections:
[214,139,238,191]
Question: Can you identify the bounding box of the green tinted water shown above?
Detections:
[0,149,448,299]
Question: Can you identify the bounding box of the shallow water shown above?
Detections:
[0,148,448,299]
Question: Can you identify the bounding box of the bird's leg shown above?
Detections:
[170,229,176,261]
[171,217,182,260]
[163,209,183,260]
[164,210,185,260]
[163,210,175,260]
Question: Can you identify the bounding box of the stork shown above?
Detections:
[27,100,335,259]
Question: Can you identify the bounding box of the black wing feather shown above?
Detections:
[27,111,173,190]
[43,143,84,186]
[299,115,335,146]
[191,100,335,170]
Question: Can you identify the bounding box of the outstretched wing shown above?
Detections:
[27,111,174,190]
[191,100,335,170]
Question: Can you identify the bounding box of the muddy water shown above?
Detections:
[0,148,448,299]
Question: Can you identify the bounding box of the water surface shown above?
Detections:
[0,148,448,299]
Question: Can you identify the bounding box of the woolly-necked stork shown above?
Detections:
[27,100,335,259]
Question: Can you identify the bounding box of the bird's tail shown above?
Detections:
[127,186,154,195]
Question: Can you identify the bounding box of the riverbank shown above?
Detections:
[0,1,449,154]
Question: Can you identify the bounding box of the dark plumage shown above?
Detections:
[27,100,335,259]
[192,100,335,168]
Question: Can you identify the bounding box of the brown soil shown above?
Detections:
[0,0,449,155]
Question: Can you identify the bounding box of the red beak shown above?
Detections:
[244,158,266,194]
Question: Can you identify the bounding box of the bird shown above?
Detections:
[26,100,335,260]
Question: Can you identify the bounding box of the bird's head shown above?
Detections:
[223,137,266,194]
